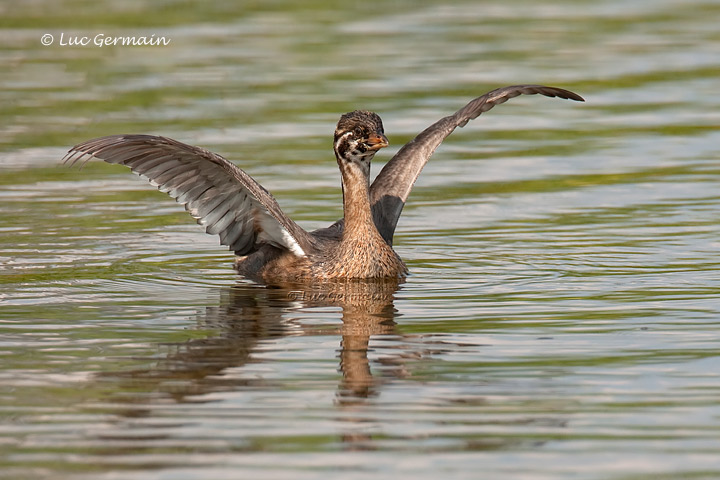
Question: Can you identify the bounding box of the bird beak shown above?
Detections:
[366,133,389,151]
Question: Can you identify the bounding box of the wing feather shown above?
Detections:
[368,84,584,244]
[63,134,315,257]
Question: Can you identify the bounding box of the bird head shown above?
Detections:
[333,110,389,172]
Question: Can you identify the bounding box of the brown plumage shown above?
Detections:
[63,84,584,284]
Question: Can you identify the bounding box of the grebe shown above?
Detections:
[63,85,583,283]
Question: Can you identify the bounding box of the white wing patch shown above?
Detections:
[257,213,306,257]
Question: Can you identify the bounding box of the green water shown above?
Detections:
[2,0,720,478]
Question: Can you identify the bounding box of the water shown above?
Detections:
[2,0,720,478]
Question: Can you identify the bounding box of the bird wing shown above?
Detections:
[63,134,316,257]
[368,84,584,244]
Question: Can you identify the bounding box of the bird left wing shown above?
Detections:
[368,84,585,244]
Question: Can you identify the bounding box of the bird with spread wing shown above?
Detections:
[64,85,584,283]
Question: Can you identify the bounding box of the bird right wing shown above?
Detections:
[63,134,316,257]
[368,84,584,244]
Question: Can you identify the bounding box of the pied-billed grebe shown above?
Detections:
[64,84,584,283]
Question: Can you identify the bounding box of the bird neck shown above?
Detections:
[338,160,377,239]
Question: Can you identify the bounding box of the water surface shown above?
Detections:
[2,0,720,478]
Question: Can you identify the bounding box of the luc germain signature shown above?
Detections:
[287,290,390,302]
[41,32,170,48]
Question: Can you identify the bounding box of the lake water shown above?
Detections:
[2,0,720,478]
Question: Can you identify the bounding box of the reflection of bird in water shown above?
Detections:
[96,280,404,404]
[87,283,567,452]
[89,281,412,450]
[64,85,583,284]
[299,279,403,401]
